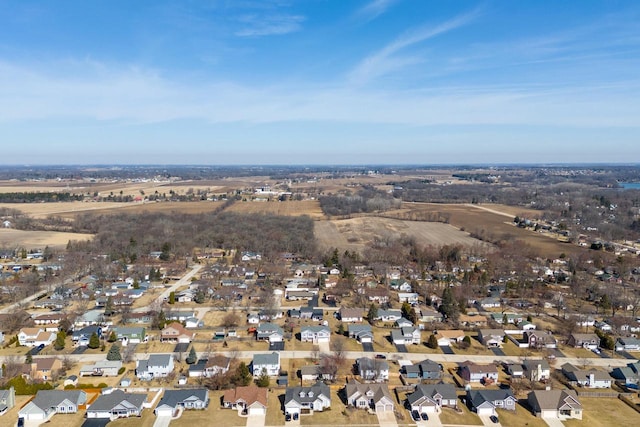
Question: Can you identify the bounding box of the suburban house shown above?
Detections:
[528,389,582,420]
[348,324,373,343]
[223,385,268,415]
[458,314,488,328]
[561,364,612,388]
[417,307,443,323]
[25,357,62,381]
[611,362,640,386]
[136,354,175,380]
[478,329,505,347]
[115,326,146,346]
[79,360,123,377]
[300,326,331,343]
[72,325,102,346]
[523,359,551,382]
[18,327,56,347]
[33,313,64,328]
[256,323,284,342]
[203,355,231,377]
[407,383,458,414]
[284,382,331,417]
[18,390,87,422]
[252,352,280,376]
[466,389,517,416]
[357,357,390,382]
[398,292,419,304]
[0,386,15,416]
[505,363,524,378]
[414,359,442,380]
[86,389,146,419]
[435,330,465,346]
[525,331,558,349]
[160,322,195,343]
[615,337,640,351]
[339,308,363,323]
[567,333,600,349]
[477,297,501,309]
[490,312,524,325]
[394,317,413,328]
[375,309,402,323]
[391,327,421,345]
[154,389,209,416]
[247,313,260,324]
[459,362,499,384]
[344,380,395,413]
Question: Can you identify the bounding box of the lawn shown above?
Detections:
[564,397,640,427]
[174,391,246,427]
[496,404,548,427]
[300,387,379,426]
[265,389,286,426]
[438,401,483,426]
[109,408,156,427]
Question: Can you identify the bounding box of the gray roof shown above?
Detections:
[301,325,330,334]
[528,389,581,411]
[407,384,457,406]
[30,390,87,410]
[523,359,550,371]
[253,352,279,366]
[348,324,372,334]
[285,382,330,406]
[467,389,515,408]
[147,354,172,368]
[357,357,389,372]
[89,389,146,412]
[156,389,208,410]
[418,359,441,373]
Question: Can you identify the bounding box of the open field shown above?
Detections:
[224,199,325,218]
[0,228,93,249]
[314,216,490,253]
[385,202,586,257]
[564,397,640,427]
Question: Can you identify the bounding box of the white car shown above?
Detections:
[592,348,601,354]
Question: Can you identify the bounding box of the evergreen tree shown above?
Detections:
[133,278,140,289]
[54,330,66,351]
[367,303,378,324]
[169,291,176,305]
[338,323,345,336]
[401,302,417,324]
[88,332,100,349]
[186,347,197,364]
[439,287,460,322]
[107,344,122,361]
[108,331,117,343]
[427,334,438,349]
[26,352,32,364]
[234,362,253,386]
[256,368,270,387]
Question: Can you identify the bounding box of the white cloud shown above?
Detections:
[235,14,305,37]
[357,0,399,21]
[349,8,480,84]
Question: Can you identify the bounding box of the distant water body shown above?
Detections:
[619,182,640,189]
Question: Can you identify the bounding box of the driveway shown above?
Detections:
[318,341,330,353]
[440,345,455,355]
[153,415,172,427]
[395,343,408,353]
[491,347,506,356]
[246,413,266,427]
[376,410,398,427]
[72,346,88,354]
[543,417,566,427]
[362,342,374,352]
[479,415,502,426]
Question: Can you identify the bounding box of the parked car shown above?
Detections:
[421,412,428,420]
[489,415,499,423]
[375,354,387,359]
[592,348,601,354]
[411,410,420,421]
[293,413,299,421]
[285,414,291,422]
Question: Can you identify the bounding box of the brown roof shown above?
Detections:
[20,327,43,336]
[462,363,498,374]
[223,385,267,407]
[436,329,465,339]
[162,322,193,337]
[35,357,60,371]
[34,313,64,321]
[206,355,231,369]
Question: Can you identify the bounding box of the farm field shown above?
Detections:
[314,216,490,253]
[224,199,325,218]
[0,228,93,249]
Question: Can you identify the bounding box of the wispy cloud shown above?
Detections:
[356,0,399,22]
[235,14,305,37]
[349,9,480,84]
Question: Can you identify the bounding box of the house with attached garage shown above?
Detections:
[136,354,175,380]
[375,309,402,323]
[525,330,558,349]
[459,362,499,384]
[284,381,331,417]
[203,355,231,377]
[0,386,15,416]
[86,389,146,419]
[348,324,373,343]
[561,363,612,388]
[72,325,102,346]
[18,390,87,422]
[391,327,421,345]
[398,292,419,304]
[478,329,505,348]
[79,360,122,377]
[154,389,209,416]
[417,306,444,323]
[466,389,517,416]
[300,325,331,343]
[527,389,582,420]
[615,337,640,351]
[435,329,465,346]
[18,327,56,347]
[394,317,414,328]
[357,357,389,382]
[115,326,146,346]
[344,380,395,413]
[339,307,363,323]
[160,322,195,343]
[407,383,458,414]
[256,322,284,342]
[24,357,62,382]
[252,352,280,376]
[223,385,267,415]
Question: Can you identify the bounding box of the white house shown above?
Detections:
[136,354,175,380]
[357,357,389,382]
[18,328,56,347]
[391,327,421,345]
[252,352,280,376]
[284,382,331,416]
[18,390,87,421]
[528,390,582,420]
[398,293,419,304]
[300,326,331,343]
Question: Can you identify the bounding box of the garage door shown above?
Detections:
[476,408,494,416]
[376,403,393,412]
[248,407,265,415]
[155,408,173,417]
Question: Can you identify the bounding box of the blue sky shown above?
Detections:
[1,0,639,165]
